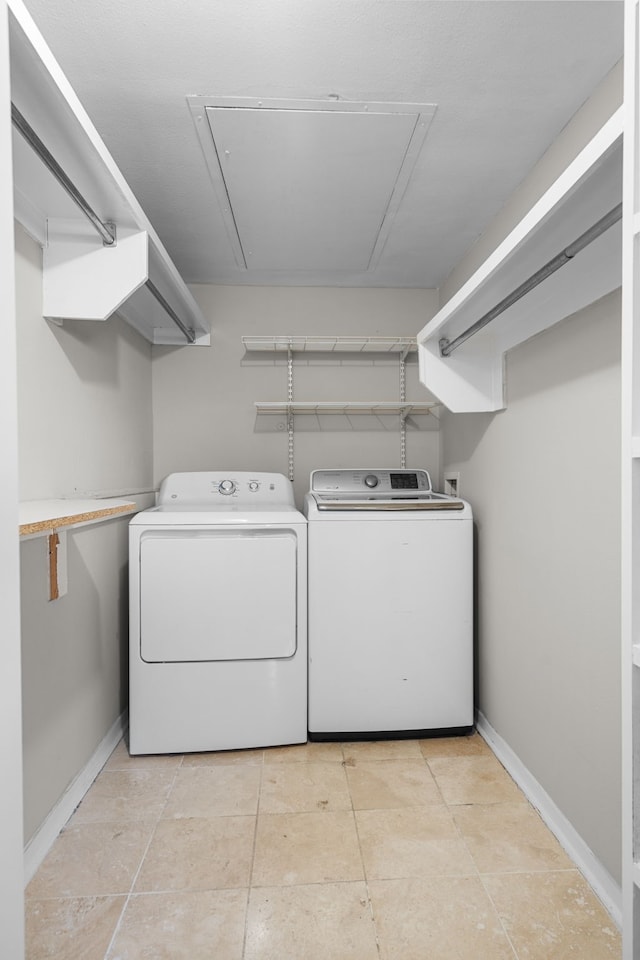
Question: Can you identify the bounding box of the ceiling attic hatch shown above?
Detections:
[188,97,437,275]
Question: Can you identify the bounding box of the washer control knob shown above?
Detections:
[219,479,236,495]
[248,481,259,492]
[364,474,379,488]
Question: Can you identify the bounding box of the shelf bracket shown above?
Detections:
[287,344,295,481]
[47,530,67,601]
[399,351,407,468]
[43,218,148,323]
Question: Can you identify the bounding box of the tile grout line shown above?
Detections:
[426,743,521,960]
[444,774,523,960]
[101,752,185,960]
[421,750,450,808]
[475,870,521,960]
[241,751,266,960]
[345,745,383,960]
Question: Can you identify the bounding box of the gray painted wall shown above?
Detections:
[1,14,25,949]
[437,64,623,883]
[152,285,440,507]
[15,225,154,843]
[16,229,154,502]
[441,293,621,881]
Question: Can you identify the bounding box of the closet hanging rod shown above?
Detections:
[438,202,622,358]
[146,280,195,344]
[12,104,197,345]
[11,103,117,247]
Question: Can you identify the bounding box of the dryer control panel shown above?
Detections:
[311,469,432,498]
[156,471,296,506]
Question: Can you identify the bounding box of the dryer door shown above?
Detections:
[139,529,298,662]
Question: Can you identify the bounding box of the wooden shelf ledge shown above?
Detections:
[19,498,137,538]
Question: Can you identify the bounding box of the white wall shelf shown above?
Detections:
[244,335,433,479]
[255,400,437,418]
[417,108,623,413]
[8,0,209,346]
[242,336,417,355]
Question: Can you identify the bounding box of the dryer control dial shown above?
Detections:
[218,479,236,495]
[364,474,379,488]
[248,481,260,492]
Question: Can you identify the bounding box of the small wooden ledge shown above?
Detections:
[19,499,137,538]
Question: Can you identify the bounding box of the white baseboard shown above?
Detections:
[23,710,128,885]
[476,710,622,929]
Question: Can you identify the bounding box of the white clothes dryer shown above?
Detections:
[129,472,307,754]
[304,468,473,740]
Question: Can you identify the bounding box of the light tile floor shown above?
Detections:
[25,733,621,959]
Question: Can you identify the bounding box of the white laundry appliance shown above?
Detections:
[304,468,473,740]
[129,471,307,754]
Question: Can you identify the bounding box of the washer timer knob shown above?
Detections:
[218,479,236,495]
[364,474,379,488]
[248,481,259,492]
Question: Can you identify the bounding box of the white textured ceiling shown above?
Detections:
[19,0,623,289]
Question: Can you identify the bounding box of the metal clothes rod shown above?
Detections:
[146,281,196,344]
[439,202,623,358]
[12,103,197,345]
[11,103,117,247]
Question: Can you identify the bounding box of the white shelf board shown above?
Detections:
[631,437,640,458]
[243,335,417,354]
[633,645,640,669]
[634,861,640,890]
[417,108,623,412]
[19,498,137,539]
[254,400,437,417]
[8,0,209,346]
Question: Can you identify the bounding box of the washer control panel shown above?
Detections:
[311,469,432,497]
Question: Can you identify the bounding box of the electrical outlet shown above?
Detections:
[443,471,460,497]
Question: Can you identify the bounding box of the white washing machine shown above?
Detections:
[129,471,307,754]
[304,468,473,739]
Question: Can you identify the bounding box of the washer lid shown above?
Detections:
[306,468,470,515]
[312,496,465,512]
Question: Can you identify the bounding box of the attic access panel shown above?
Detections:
[189,97,436,274]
